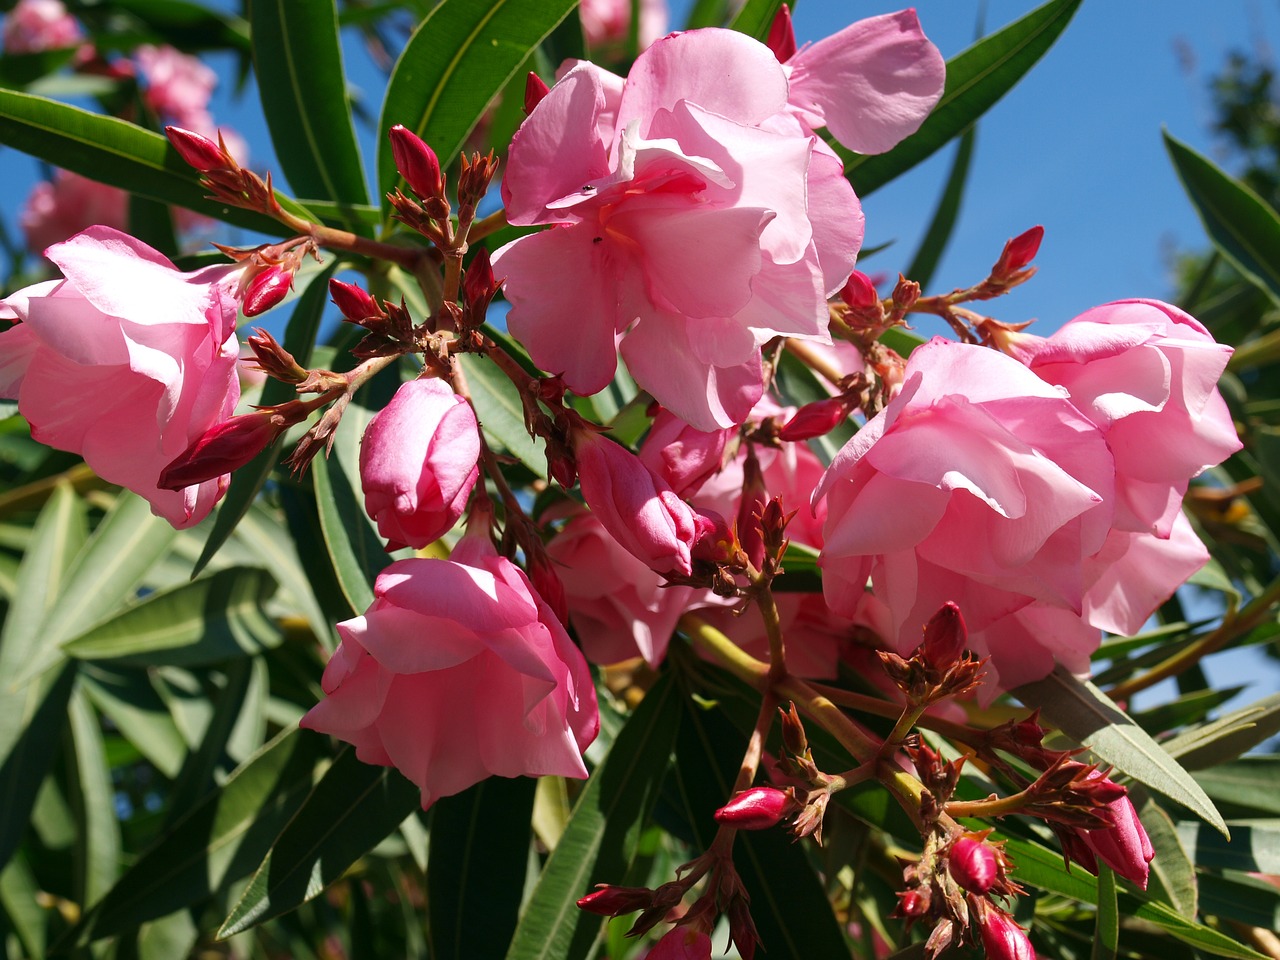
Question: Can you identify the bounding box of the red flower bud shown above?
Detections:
[921,601,967,670]
[524,71,551,114]
[389,124,442,200]
[895,889,929,918]
[241,264,293,317]
[329,278,381,323]
[994,225,1044,277]
[839,269,879,311]
[714,786,792,830]
[765,4,796,63]
[576,884,653,917]
[778,396,848,441]
[948,837,998,894]
[159,412,286,489]
[463,247,499,322]
[978,909,1035,960]
[166,125,229,172]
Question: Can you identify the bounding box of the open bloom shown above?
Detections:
[360,378,480,550]
[495,28,872,429]
[300,532,599,809]
[21,169,128,256]
[0,226,241,528]
[2,0,81,53]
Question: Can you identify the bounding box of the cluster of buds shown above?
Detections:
[978,225,1045,299]
[167,125,284,223]
[878,602,985,707]
[768,702,840,843]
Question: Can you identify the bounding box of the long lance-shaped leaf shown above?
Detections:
[429,776,536,960]
[377,0,579,215]
[842,0,1081,197]
[1014,666,1227,836]
[505,673,682,960]
[217,744,422,937]
[1165,130,1280,306]
[107,0,251,53]
[250,0,369,218]
[67,689,121,909]
[904,126,976,288]
[728,0,786,40]
[0,88,317,233]
[1177,819,1280,875]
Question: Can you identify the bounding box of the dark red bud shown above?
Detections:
[778,397,848,441]
[714,786,791,830]
[765,4,796,62]
[996,225,1045,276]
[979,910,1036,960]
[159,413,284,489]
[463,248,497,311]
[166,125,228,172]
[948,837,999,894]
[896,889,928,918]
[242,265,294,317]
[389,124,442,200]
[921,601,967,670]
[524,71,551,114]
[576,885,653,917]
[329,278,381,323]
[839,270,879,311]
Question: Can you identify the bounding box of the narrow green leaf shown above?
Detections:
[458,352,548,478]
[429,776,536,960]
[506,673,682,960]
[904,127,976,288]
[0,854,45,959]
[1140,797,1198,919]
[312,440,384,616]
[1162,694,1280,770]
[1091,866,1117,960]
[843,0,1082,196]
[1013,666,1227,836]
[378,0,579,211]
[1165,131,1280,306]
[67,689,121,909]
[728,0,785,40]
[1177,818,1280,875]
[80,665,187,780]
[683,0,729,29]
[62,728,323,947]
[0,88,315,233]
[0,47,78,89]
[61,567,281,667]
[1193,757,1280,818]
[217,744,422,937]
[250,0,368,213]
[107,0,251,53]
[193,262,339,578]
[1198,870,1280,932]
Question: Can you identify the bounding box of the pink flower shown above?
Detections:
[572,429,700,576]
[579,0,668,51]
[1078,770,1155,889]
[135,44,216,128]
[546,507,708,667]
[0,226,241,528]
[2,0,81,53]
[494,28,863,430]
[813,338,1116,691]
[300,532,599,809]
[359,379,480,550]
[648,926,712,960]
[20,169,129,256]
[638,408,731,496]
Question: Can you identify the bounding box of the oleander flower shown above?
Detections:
[20,169,129,256]
[300,532,599,809]
[0,226,242,528]
[2,0,81,53]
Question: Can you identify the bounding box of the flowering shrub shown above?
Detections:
[0,3,1274,959]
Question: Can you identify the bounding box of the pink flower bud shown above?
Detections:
[994,225,1044,277]
[979,910,1035,960]
[765,4,796,63]
[524,71,550,114]
[895,889,928,918]
[166,125,228,172]
[159,411,285,489]
[778,397,848,441]
[1079,773,1155,889]
[649,926,712,960]
[575,884,653,917]
[329,278,381,323]
[839,269,879,311]
[921,601,967,670]
[241,264,293,317]
[948,837,998,894]
[463,247,499,320]
[389,124,442,200]
[572,429,699,577]
[360,378,481,550]
[714,786,791,830]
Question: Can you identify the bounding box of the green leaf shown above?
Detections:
[80,665,187,780]
[457,352,547,478]
[1176,819,1280,875]
[217,744,422,937]
[1162,693,1280,770]
[1165,131,1280,306]
[106,0,251,53]
[67,689,121,909]
[377,0,579,211]
[1198,870,1280,932]
[61,567,281,667]
[506,672,682,960]
[1090,866,1117,960]
[1013,666,1226,835]
[843,0,1082,196]
[0,47,78,89]
[0,854,45,960]
[0,88,315,233]
[429,776,536,960]
[250,0,369,215]
[1140,796,1198,919]
[904,127,976,288]
[193,261,339,578]
[1193,757,1280,818]
[312,435,392,616]
[728,0,785,40]
[62,728,323,947]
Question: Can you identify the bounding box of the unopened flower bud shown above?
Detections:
[524,71,550,114]
[891,274,920,314]
[778,702,809,760]
[648,926,712,960]
[726,895,760,960]
[166,125,231,172]
[921,601,967,670]
[159,410,288,489]
[242,264,293,317]
[993,225,1044,278]
[714,786,792,830]
[246,328,307,384]
[948,837,999,894]
[1075,769,1155,889]
[329,278,382,324]
[979,909,1035,960]
[576,884,653,917]
[389,124,443,200]
[765,4,796,63]
[778,396,848,441]
[839,269,879,311]
[894,888,929,918]
[462,247,499,324]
